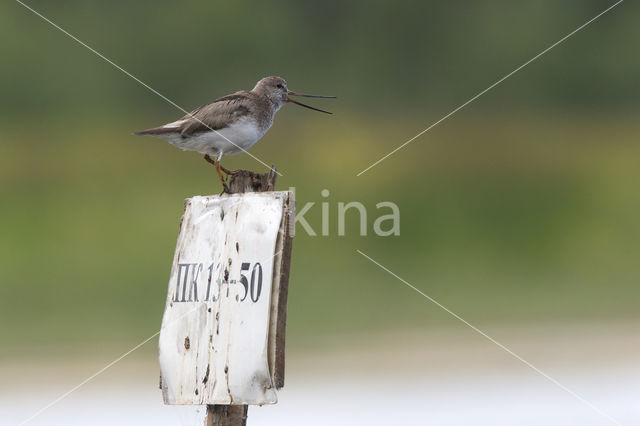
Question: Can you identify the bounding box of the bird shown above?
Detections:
[135,76,335,193]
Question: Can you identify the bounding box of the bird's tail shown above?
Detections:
[133,126,176,136]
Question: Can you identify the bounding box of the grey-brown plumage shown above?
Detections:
[135,76,335,192]
[135,91,272,138]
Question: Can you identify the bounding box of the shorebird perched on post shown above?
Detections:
[135,76,335,193]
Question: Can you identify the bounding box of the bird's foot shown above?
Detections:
[220,165,239,176]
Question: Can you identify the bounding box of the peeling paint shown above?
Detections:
[202,364,210,384]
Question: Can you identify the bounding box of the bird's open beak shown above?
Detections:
[287,91,336,114]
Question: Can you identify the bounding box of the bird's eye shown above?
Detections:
[276,83,283,88]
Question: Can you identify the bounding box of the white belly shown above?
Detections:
[160,119,267,157]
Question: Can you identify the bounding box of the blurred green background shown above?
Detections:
[1,0,638,356]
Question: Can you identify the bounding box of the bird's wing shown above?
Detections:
[134,91,252,136]
[178,92,252,136]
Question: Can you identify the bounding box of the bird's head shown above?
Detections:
[253,76,335,114]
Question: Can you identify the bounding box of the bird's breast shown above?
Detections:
[168,118,268,156]
[221,118,269,149]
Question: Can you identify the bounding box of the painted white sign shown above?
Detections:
[159,192,292,405]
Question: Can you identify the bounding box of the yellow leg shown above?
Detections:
[204,154,230,193]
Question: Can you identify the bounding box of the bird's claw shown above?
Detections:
[220,183,231,195]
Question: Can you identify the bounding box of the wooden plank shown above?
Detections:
[159,192,287,405]
[268,194,294,388]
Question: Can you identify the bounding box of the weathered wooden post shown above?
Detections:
[158,167,294,426]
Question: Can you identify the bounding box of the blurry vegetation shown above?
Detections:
[0,0,638,354]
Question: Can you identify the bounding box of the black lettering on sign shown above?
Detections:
[237,262,250,302]
[173,261,265,303]
[174,263,190,302]
[250,263,263,303]
[205,263,218,302]
[188,263,201,302]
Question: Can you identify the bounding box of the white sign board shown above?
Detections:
[159,191,293,405]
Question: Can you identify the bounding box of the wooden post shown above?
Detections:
[206,404,249,426]
[202,166,290,426]
[227,168,277,194]
[158,166,293,424]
